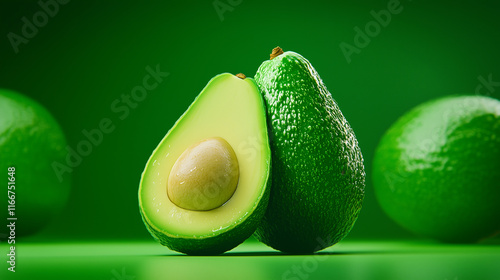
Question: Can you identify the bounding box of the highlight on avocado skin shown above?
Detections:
[253,47,366,254]
[138,73,271,255]
[0,88,71,239]
[373,95,500,243]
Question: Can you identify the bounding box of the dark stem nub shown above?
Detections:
[236,73,246,79]
[270,46,284,60]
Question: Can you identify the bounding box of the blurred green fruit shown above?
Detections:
[373,95,500,243]
[0,89,70,239]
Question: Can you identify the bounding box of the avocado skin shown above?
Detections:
[253,51,365,253]
[140,179,270,255]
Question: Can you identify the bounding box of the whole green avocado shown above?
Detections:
[253,47,365,253]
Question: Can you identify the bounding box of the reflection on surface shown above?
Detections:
[1,240,499,280]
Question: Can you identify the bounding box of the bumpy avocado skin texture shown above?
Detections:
[253,51,365,253]
[139,74,271,255]
[373,95,500,243]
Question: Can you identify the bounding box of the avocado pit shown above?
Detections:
[167,137,239,211]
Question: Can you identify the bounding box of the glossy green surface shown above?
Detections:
[2,0,500,242]
[0,89,70,238]
[373,95,500,242]
[139,74,271,255]
[2,240,500,280]
[254,50,365,253]
[0,0,499,278]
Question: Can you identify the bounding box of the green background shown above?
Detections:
[1,0,500,279]
[1,0,500,241]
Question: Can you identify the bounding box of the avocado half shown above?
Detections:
[139,73,271,255]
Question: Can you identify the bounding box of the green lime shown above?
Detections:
[0,89,70,239]
[373,95,500,242]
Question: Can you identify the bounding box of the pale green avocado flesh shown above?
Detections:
[139,73,271,255]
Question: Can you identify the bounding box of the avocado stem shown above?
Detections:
[236,73,246,79]
[270,47,284,60]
